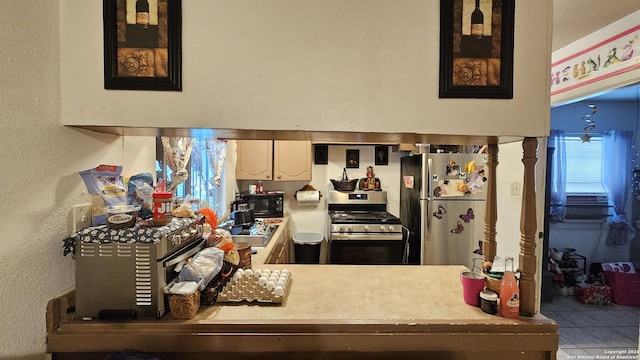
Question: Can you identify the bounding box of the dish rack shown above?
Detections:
[217,268,291,304]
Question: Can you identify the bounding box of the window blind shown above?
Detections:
[564,136,606,194]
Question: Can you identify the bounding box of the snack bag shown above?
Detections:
[127,173,154,219]
[178,247,224,289]
[79,165,127,226]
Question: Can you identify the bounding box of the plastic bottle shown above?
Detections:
[499,256,520,319]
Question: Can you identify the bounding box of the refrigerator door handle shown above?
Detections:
[420,199,429,265]
[427,156,432,200]
[422,155,431,200]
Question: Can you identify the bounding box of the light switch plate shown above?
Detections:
[510,182,521,196]
[71,204,92,234]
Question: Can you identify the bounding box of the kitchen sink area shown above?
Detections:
[232,234,271,248]
[231,223,279,248]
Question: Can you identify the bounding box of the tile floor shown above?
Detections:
[540,294,640,360]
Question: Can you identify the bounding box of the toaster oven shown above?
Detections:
[73,217,204,319]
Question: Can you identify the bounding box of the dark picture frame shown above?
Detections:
[314,145,329,165]
[439,0,514,99]
[375,146,389,166]
[103,0,182,91]
[346,150,360,169]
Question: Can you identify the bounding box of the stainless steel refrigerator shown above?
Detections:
[400,152,488,267]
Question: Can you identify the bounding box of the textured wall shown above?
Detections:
[0,1,155,358]
[59,0,552,138]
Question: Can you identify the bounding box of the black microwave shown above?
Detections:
[238,192,284,218]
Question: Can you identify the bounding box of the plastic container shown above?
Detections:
[480,290,498,314]
[236,242,252,269]
[105,205,140,229]
[604,271,640,306]
[164,279,202,320]
[293,232,323,264]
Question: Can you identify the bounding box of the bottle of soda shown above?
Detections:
[499,256,520,319]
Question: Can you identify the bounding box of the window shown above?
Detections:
[156,138,227,217]
[564,135,606,194]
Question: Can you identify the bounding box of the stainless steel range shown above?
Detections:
[71,217,205,319]
[327,191,406,264]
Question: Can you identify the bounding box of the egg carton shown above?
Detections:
[217,268,292,304]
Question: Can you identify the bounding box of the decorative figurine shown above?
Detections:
[361,166,381,190]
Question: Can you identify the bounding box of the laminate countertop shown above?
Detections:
[47,262,559,360]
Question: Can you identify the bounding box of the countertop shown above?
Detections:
[195,264,521,322]
[47,217,559,359]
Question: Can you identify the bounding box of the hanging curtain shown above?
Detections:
[603,130,636,245]
[161,137,194,193]
[548,130,567,222]
[205,139,227,188]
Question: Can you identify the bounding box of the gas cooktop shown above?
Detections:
[328,210,401,224]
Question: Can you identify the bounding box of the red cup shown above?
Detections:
[460,271,486,307]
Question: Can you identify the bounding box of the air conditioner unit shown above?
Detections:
[565,195,610,220]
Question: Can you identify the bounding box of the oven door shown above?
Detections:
[161,237,207,291]
[329,233,405,265]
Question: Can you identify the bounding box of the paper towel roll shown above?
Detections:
[296,190,320,204]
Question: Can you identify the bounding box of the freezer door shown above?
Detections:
[428,153,488,201]
[423,198,485,269]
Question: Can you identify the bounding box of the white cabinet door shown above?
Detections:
[237,140,311,181]
[236,140,273,180]
[274,141,312,181]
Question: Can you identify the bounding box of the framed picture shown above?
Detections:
[439,0,514,99]
[314,145,328,165]
[103,0,182,91]
[375,146,388,166]
[346,150,360,169]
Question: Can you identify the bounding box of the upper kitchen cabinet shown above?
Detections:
[60,1,552,142]
[237,140,312,181]
[236,140,273,180]
[273,141,312,181]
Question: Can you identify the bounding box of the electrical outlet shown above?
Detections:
[510,182,521,196]
[71,204,92,234]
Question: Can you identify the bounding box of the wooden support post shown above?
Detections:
[519,138,538,315]
[482,144,498,263]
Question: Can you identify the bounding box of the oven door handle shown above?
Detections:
[162,238,205,267]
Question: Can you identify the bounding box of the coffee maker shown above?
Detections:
[230,197,255,235]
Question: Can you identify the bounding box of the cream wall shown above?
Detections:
[0,1,155,358]
[0,0,552,358]
[495,141,547,279]
[60,0,552,139]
